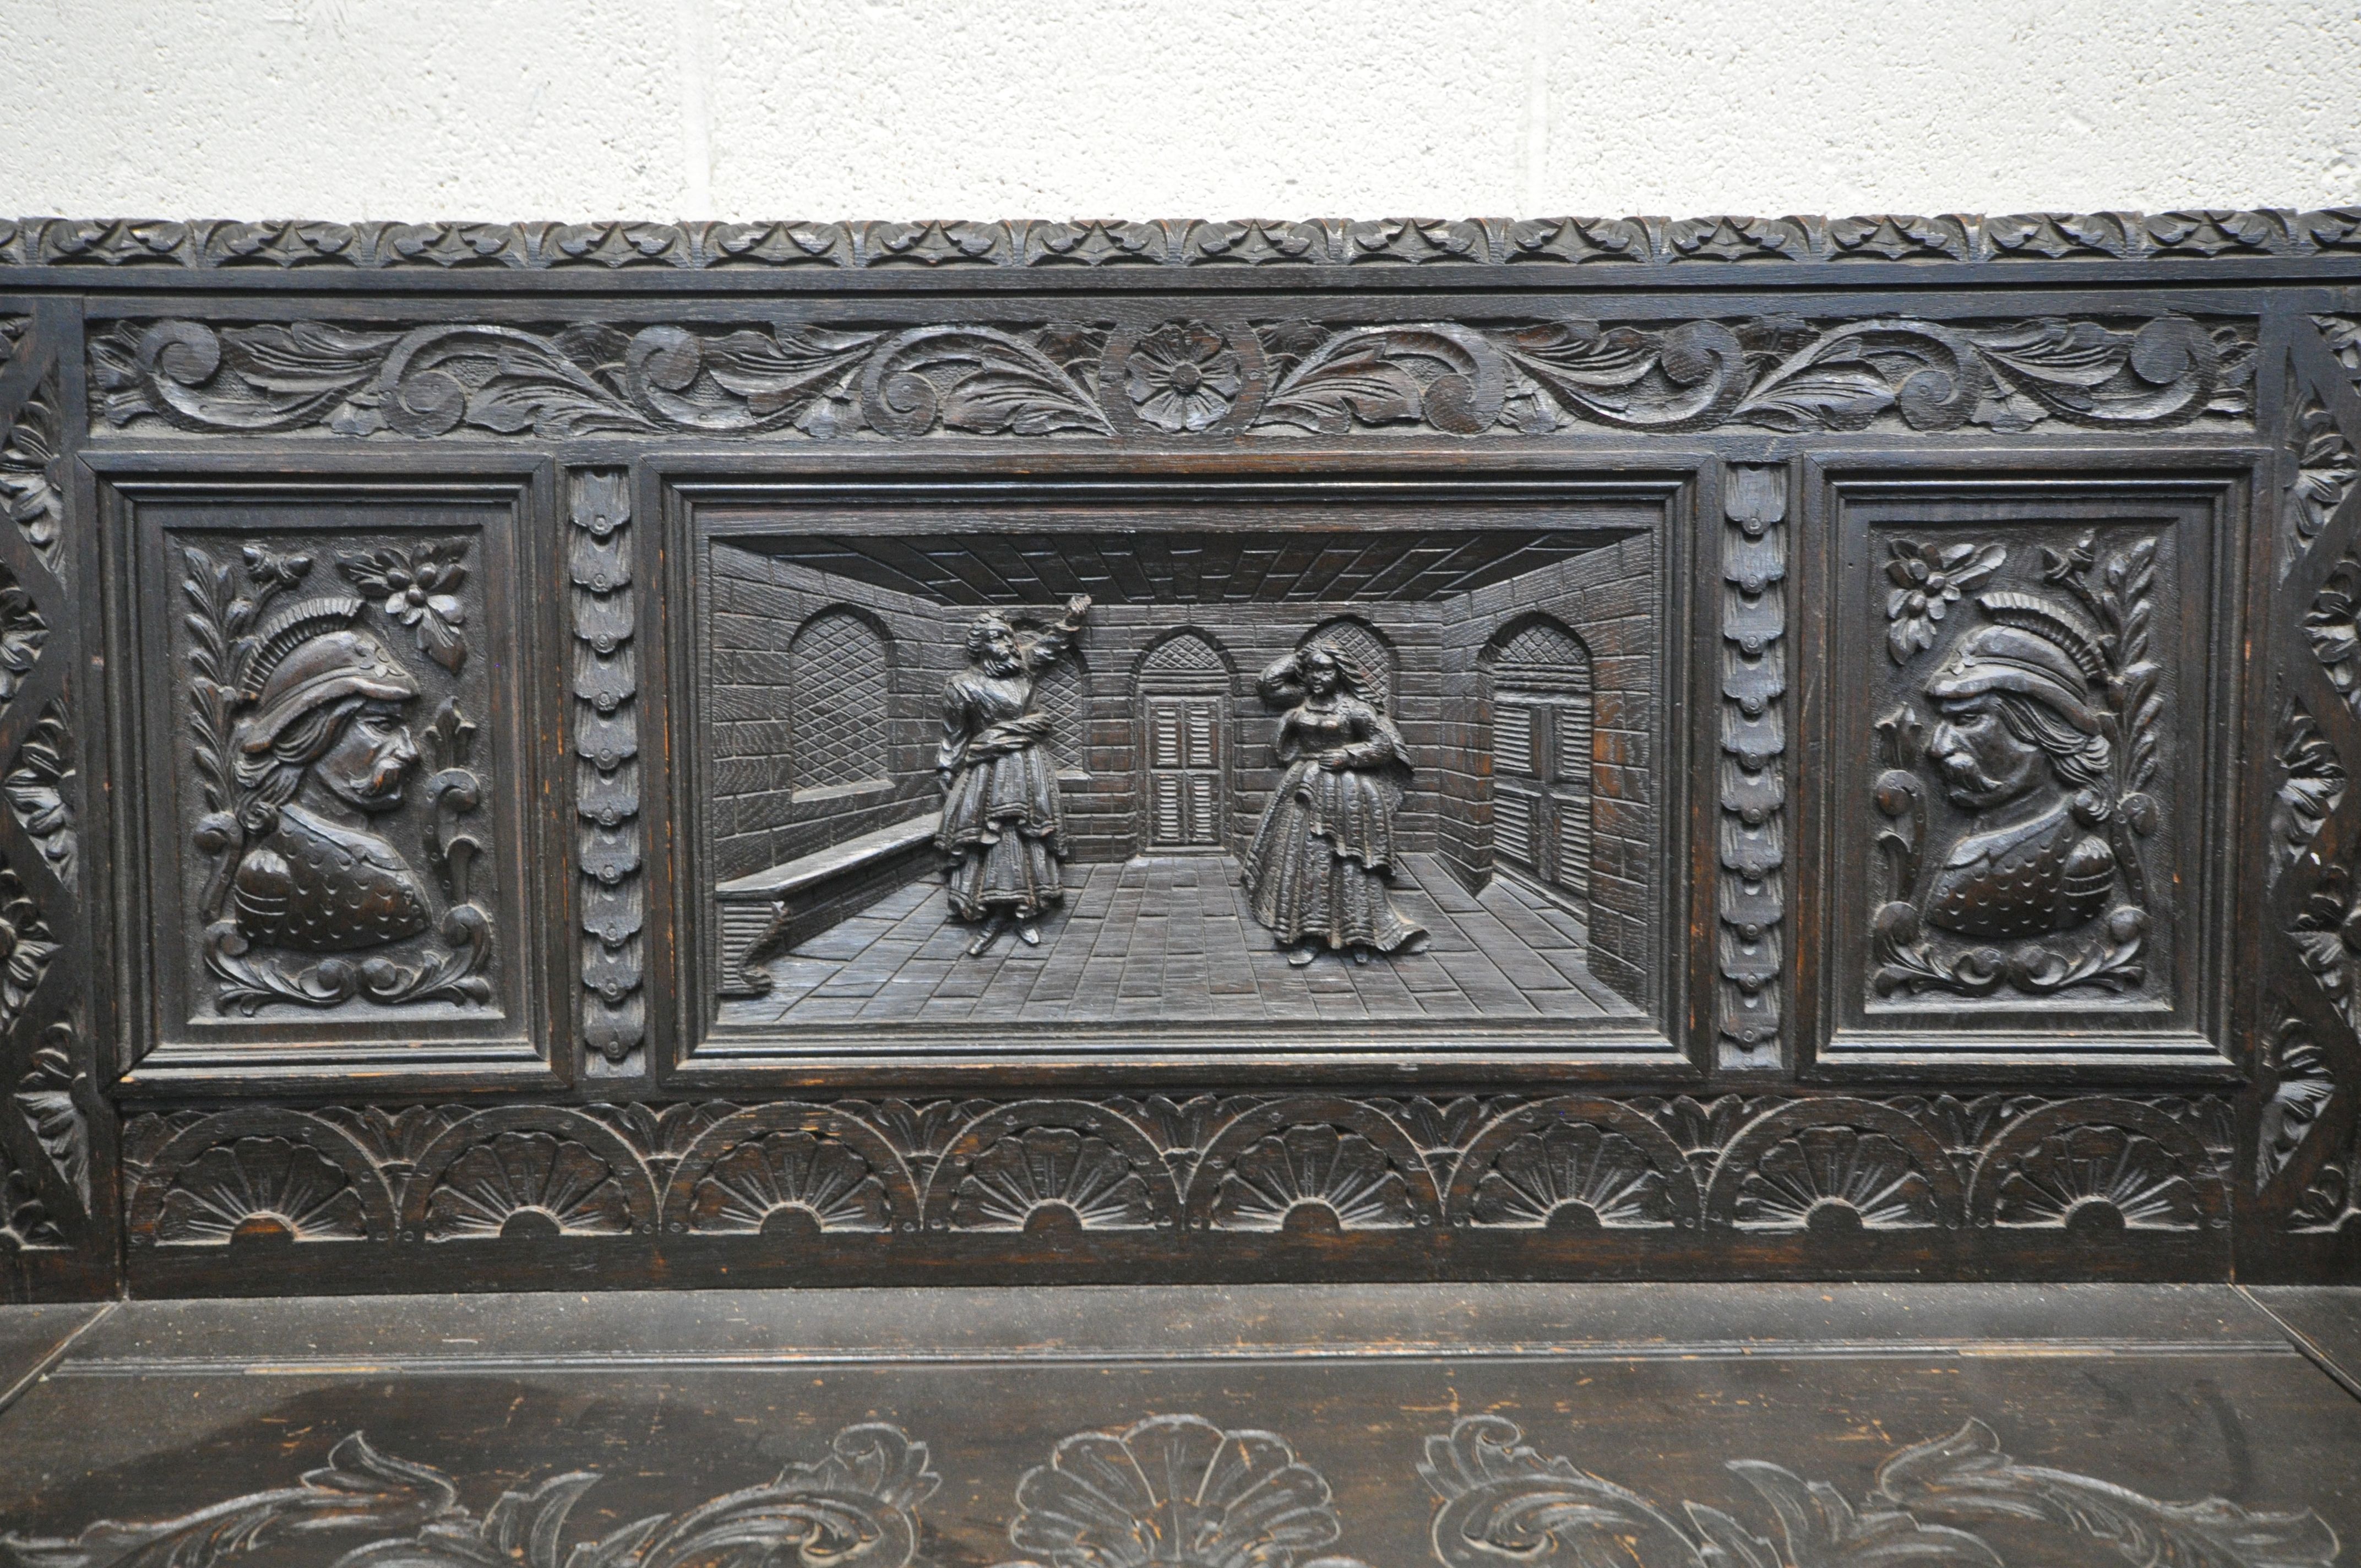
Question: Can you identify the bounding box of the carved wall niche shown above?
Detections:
[1803,460,2253,1072]
[97,462,561,1088]
[672,465,1689,1072]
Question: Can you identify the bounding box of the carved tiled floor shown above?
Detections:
[0,1284,2355,1560]
[727,853,1643,1025]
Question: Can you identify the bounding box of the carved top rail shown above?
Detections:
[3,210,2360,284]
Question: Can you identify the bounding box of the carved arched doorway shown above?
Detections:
[1485,617,1593,902]
[1134,630,1229,851]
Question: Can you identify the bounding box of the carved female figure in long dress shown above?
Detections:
[1241,641,1429,966]
[937,595,1091,956]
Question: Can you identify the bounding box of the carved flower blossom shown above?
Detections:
[0,394,63,570]
[1885,538,2005,663]
[338,540,469,673]
[0,577,48,705]
[0,867,57,1036]
[2304,564,2361,699]
[1126,322,1242,432]
[2290,854,2361,1030]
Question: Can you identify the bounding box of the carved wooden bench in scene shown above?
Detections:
[714,812,945,997]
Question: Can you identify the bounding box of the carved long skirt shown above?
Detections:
[939,741,1066,922]
[1243,759,1425,952]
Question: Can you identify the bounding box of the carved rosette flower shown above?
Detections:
[949,1127,1157,1231]
[422,1130,634,1240]
[999,1414,1361,1568]
[1470,1123,1675,1229]
[1125,321,1241,432]
[1990,1125,2201,1231]
[689,1130,890,1234]
[338,540,469,673]
[1734,1126,1941,1231]
[1212,1125,1413,1232]
[154,1136,368,1244]
[1884,539,2004,663]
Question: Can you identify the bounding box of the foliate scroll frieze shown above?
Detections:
[572,472,643,1065]
[1717,466,1787,1066]
[90,313,2254,442]
[0,1422,942,1568]
[9,209,2361,269]
[1421,1414,2336,1568]
[119,1091,2232,1250]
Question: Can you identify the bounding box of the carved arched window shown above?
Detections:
[1033,650,1089,775]
[1302,617,1397,712]
[790,608,890,792]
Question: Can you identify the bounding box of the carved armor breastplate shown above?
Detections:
[231,804,432,952]
[1924,801,2116,940]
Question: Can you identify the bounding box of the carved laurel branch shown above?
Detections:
[115,1091,2232,1249]
[572,472,643,1064]
[89,313,2254,444]
[10,209,2361,269]
[1422,1414,2338,1568]
[1717,467,1785,1064]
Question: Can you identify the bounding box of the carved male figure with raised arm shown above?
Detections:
[936,594,1091,957]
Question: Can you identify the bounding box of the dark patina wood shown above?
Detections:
[0,208,2358,1301]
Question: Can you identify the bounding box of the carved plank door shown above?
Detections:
[1146,695,1221,848]
[1495,693,1592,898]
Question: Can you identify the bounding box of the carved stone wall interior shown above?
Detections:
[0,211,2357,1298]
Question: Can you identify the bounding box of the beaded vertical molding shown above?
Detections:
[1716,465,1788,1069]
[570,472,643,1065]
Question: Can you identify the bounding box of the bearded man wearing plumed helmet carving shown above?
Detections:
[220,606,431,952]
[1919,593,2119,939]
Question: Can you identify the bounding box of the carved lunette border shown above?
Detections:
[8,210,2361,270]
[117,1088,2232,1251]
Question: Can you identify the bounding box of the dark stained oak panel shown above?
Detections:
[0,213,2355,1297]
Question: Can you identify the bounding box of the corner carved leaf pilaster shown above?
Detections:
[572,472,643,1064]
[1717,466,1786,1066]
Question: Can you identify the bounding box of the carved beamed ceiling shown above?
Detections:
[742,530,1617,605]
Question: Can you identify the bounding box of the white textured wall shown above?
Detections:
[2,0,2355,220]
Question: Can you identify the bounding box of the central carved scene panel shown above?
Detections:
[689,499,1671,1050]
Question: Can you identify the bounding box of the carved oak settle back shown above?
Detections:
[1,209,2357,1299]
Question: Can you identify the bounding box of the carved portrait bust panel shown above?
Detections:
[110,482,551,1074]
[1813,469,2245,1065]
